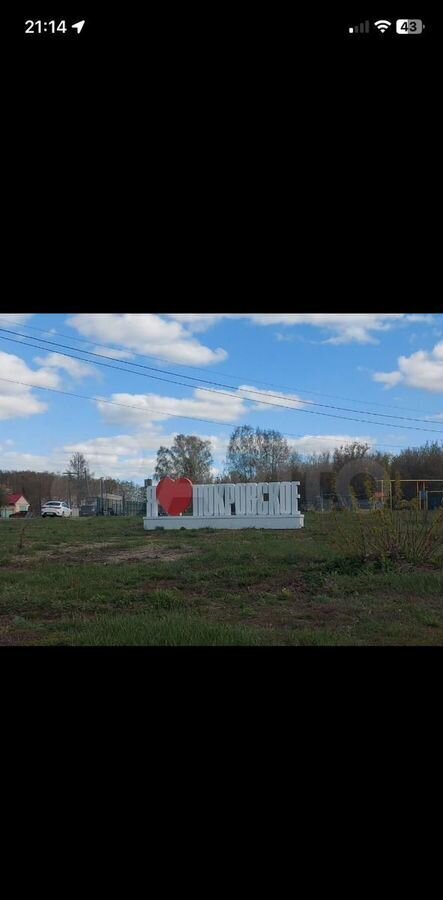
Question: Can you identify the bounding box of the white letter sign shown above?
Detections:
[144,480,304,531]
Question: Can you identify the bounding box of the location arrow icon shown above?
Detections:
[72,20,85,34]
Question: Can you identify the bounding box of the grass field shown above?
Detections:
[0,513,442,645]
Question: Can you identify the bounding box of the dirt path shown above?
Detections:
[6,540,199,568]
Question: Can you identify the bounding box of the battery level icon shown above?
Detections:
[396,19,424,33]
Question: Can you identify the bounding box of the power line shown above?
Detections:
[0,375,434,452]
[0,375,259,429]
[1,315,439,417]
[0,326,437,424]
[3,326,443,426]
[1,327,442,434]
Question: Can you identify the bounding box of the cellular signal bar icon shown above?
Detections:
[349,20,370,33]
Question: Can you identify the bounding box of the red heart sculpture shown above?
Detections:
[156,477,193,516]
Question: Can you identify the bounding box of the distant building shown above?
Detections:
[0,493,30,518]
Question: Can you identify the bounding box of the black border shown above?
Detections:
[3,646,442,758]
[9,5,441,753]
[3,304,442,314]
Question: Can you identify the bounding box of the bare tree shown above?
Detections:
[225,426,290,482]
[69,452,93,503]
[69,452,89,479]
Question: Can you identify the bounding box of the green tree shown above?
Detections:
[154,446,177,481]
[391,441,443,479]
[154,435,213,483]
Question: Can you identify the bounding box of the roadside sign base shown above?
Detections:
[144,514,305,530]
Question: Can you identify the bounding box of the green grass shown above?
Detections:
[59,612,266,646]
[0,513,442,645]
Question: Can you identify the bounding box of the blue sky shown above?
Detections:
[0,313,442,483]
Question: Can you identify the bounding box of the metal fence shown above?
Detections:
[304,490,443,513]
[304,494,382,512]
[80,496,145,516]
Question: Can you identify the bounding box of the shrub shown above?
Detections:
[332,508,443,568]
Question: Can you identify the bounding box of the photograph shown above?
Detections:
[1,312,441,646]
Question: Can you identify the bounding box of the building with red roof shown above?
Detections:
[0,493,30,518]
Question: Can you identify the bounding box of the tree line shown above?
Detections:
[154,429,443,506]
[0,451,145,514]
[1,433,442,514]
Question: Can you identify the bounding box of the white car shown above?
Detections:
[41,501,72,518]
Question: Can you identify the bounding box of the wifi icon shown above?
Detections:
[374,20,392,33]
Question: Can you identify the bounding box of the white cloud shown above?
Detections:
[66,314,228,367]
[206,434,230,456]
[0,450,63,472]
[373,371,403,389]
[95,387,248,428]
[62,433,160,480]
[62,425,380,481]
[374,341,443,394]
[166,313,426,345]
[61,431,173,481]
[4,429,240,483]
[0,351,61,420]
[1,426,393,484]
[0,394,49,421]
[0,314,35,324]
[162,314,226,334]
[405,314,435,324]
[93,382,310,431]
[237,384,306,411]
[63,431,166,459]
[63,314,438,374]
[0,440,158,480]
[92,346,135,360]
[62,430,231,482]
[287,434,376,456]
[33,352,97,380]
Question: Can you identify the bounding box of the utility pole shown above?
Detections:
[63,471,75,507]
